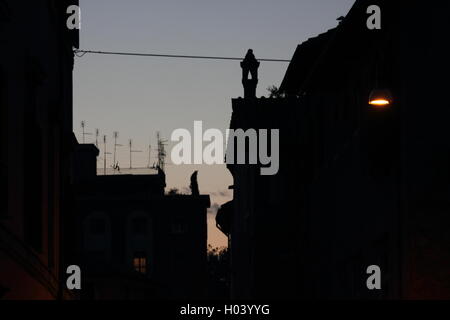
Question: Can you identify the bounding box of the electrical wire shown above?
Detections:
[73,49,291,62]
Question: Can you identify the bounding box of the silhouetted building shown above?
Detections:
[223,0,450,299]
[216,200,232,239]
[70,142,210,299]
[226,81,302,299]
[0,1,79,299]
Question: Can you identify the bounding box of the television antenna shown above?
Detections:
[129,139,143,169]
[112,131,123,171]
[156,132,168,172]
[95,129,100,147]
[147,142,152,169]
[81,121,93,143]
[103,135,112,175]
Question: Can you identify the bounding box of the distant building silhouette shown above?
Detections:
[221,0,450,299]
[0,1,79,299]
[70,142,210,299]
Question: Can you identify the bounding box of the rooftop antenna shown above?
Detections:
[156,132,168,172]
[113,131,123,171]
[95,129,100,147]
[103,135,111,175]
[81,120,93,143]
[147,142,152,168]
[129,139,143,169]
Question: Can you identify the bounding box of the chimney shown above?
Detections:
[73,144,99,183]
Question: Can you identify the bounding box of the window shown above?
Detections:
[90,218,106,234]
[133,252,147,274]
[132,217,147,235]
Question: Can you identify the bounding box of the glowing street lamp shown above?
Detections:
[369,89,393,107]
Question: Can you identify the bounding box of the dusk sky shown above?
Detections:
[74,0,355,248]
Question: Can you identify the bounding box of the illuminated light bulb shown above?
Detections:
[369,89,392,107]
[369,99,390,106]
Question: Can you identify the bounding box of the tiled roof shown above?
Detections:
[279,27,337,95]
[279,0,389,94]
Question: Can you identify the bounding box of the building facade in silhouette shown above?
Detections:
[221,0,450,299]
[0,1,79,299]
[70,143,210,299]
